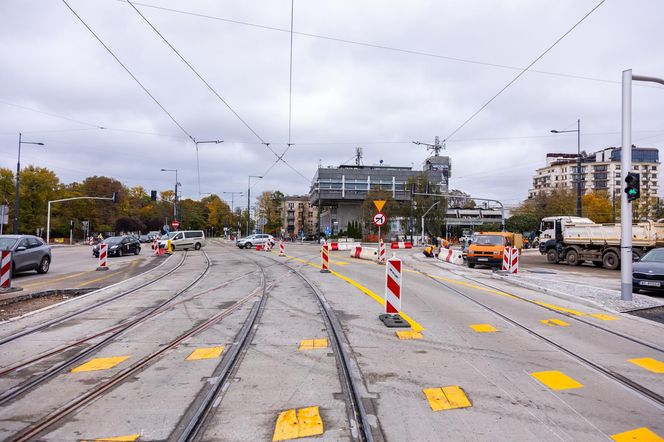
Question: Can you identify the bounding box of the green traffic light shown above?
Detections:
[628,189,637,195]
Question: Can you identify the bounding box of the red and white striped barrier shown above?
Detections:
[502,247,519,273]
[88,237,94,246]
[97,243,109,271]
[378,239,386,264]
[390,241,412,249]
[385,255,402,314]
[152,239,159,256]
[279,240,285,256]
[320,243,330,273]
[329,242,359,251]
[438,247,464,265]
[349,246,378,261]
[265,241,272,252]
[1,250,11,289]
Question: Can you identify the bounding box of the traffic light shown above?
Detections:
[69,220,74,230]
[624,172,640,202]
[112,192,117,203]
[150,190,157,201]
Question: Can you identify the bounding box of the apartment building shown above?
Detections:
[528,146,660,218]
[281,195,318,238]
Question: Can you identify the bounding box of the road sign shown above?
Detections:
[81,220,89,229]
[172,220,180,229]
[373,200,386,212]
[373,212,386,227]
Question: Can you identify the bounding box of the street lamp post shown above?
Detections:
[551,119,582,217]
[14,133,45,234]
[194,139,223,195]
[223,191,243,236]
[421,201,441,244]
[246,175,262,237]
[160,168,179,221]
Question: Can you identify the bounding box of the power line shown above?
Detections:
[287,0,295,147]
[126,0,274,153]
[112,1,664,90]
[0,99,103,128]
[61,0,195,142]
[443,0,607,142]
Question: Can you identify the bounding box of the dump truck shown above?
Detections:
[538,216,664,270]
[466,231,523,268]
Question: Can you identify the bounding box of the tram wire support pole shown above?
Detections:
[620,70,664,302]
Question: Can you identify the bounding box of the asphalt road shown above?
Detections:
[0,241,662,441]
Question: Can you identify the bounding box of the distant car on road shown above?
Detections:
[0,235,51,274]
[236,234,274,249]
[92,236,141,257]
[157,230,206,251]
[139,234,151,243]
[633,248,664,293]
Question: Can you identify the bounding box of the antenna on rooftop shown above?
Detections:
[412,136,445,156]
[355,147,363,166]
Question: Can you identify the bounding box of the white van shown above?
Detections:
[158,230,206,250]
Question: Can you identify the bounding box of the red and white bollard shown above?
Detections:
[97,243,109,271]
[279,240,285,257]
[153,239,159,256]
[320,242,330,273]
[502,247,519,273]
[378,238,386,264]
[265,240,272,252]
[385,255,402,314]
[1,250,12,289]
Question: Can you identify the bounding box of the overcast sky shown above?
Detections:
[1,0,663,208]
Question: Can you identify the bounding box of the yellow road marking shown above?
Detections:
[423,386,472,411]
[470,324,497,333]
[21,271,91,289]
[89,434,141,442]
[285,253,426,331]
[533,302,586,316]
[186,346,225,361]
[396,330,423,340]
[531,370,583,390]
[272,406,324,441]
[590,313,618,321]
[333,261,349,265]
[71,356,130,373]
[541,319,569,327]
[298,338,329,350]
[628,357,664,374]
[611,427,663,442]
[76,260,140,288]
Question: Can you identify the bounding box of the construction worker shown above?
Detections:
[423,244,435,258]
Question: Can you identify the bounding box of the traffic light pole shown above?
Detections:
[620,69,664,302]
[46,195,116,244]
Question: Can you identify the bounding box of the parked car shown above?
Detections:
[157,230,205,251]
[139,234,151,243]
[236,234,275,249]
[633,248,664,293]
[0,235,51,274]
[92,236,141,257]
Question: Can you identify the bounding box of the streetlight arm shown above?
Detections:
[46,195,115,244]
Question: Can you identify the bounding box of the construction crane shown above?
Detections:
[412,136,445,156]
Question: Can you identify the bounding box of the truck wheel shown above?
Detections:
[602,251,620,270]
[467,262,475,268]
[566,249,582,266]
[546,250,559,264]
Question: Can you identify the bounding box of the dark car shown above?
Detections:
[633,248,664,293]
[139,234,151,243]
[92,236,141,257]
[0,235,51,274]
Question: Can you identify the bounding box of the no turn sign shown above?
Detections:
[172,220,180,229]
[373,212,386,227]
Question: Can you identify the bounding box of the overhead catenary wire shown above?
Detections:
[110,1,664,90]
[61,0,195,143]
[442,0,607,143]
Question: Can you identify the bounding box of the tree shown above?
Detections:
[581,192,612,223]
[19,166,60,235]
[206,195,231,233]
[506,214,540,233]
[513,189,575,221]
[447,189,476,208]
[402,174,447,240]
[257,191,284,235]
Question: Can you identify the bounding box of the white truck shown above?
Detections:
[538,216,664,270]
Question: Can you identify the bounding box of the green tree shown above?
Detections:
[18,166,60,235]
[506,213,540,233]
[402,175,447,240]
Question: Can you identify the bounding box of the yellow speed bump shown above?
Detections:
[396,330,423,340]
[541,319,569,327]
[299,338,328,350]
[71,356,130,373]
[186,346,225,361]
[628,357,664,374]
[531,371,583,390]
[423,386,472,411]
[272,406,324,441]
[469,324,497,333]
[611,427,663,441]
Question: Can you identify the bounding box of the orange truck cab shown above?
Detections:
[466,232,523,268]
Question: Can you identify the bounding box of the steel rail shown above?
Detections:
[0,251,211,406]
[9,254,266,442]
[0,251,188,346]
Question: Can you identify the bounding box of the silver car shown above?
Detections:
[0,235,52,274]
[236,234,275,249]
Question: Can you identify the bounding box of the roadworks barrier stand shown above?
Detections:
[378,239,386,264]
[502,247,519,274]
[349,245,379,262]
[321,243,330,273]
[1,250,12,289]
[378,254,409,328]
[437,248,464,266]
[390,241,413,249]
[96,243,109,271]
[329,242,359,251]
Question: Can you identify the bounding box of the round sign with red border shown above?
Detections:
[373,212,386,227]
[172,220,180,229]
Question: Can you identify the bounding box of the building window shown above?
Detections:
[634,166,639,170]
